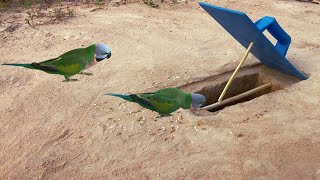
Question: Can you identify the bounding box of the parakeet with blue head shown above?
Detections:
[1,44,111,82]
[106,88,206,116]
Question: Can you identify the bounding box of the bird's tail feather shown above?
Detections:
[106,93,134,102]
[1,63,37,69]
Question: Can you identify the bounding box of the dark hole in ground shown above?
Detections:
[197,73,284,112]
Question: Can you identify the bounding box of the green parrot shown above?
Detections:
[106,88,206,116]
[1,44,111,82]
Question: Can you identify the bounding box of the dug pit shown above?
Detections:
[179,64,302,113]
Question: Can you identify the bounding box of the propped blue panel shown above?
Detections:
[199,2,307,80]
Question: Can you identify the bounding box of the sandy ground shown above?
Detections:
[1,0,320,179]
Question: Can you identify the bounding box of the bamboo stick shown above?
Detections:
[202,83,272,111]
[218,42,254,102]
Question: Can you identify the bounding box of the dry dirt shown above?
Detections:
[1,0,320,179]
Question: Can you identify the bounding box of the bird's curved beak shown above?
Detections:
[107,52,111,59]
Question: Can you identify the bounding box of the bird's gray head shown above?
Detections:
[191,93,206,108]
[95,43,111,62]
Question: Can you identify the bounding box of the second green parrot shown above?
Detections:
[106,88,206,116]
[1,44,111,82]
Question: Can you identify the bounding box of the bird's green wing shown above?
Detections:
[130,93,156,111]
[132,93,180,115]
[155,88,192,109]
[36,44,96,75]
[149,95,181,115]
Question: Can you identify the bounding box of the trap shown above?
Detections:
[180,65,301,112]
[185,3,307,112]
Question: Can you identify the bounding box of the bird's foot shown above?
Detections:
[156,114,172,119]
[79,72,93,76]
[190,107,202,115]
[190,107,197,113]
[62,78,78,82]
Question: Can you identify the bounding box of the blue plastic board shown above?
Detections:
[199,2,307,80]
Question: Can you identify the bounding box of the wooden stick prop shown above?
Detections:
[218,42,254,102]
[202,83,271,111]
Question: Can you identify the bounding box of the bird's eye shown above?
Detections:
[101,51,107,54]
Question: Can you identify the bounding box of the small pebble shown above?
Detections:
[237,133,243,137]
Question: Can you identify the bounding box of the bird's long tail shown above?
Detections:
[105,93,134,102]
[1,63,37,69]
